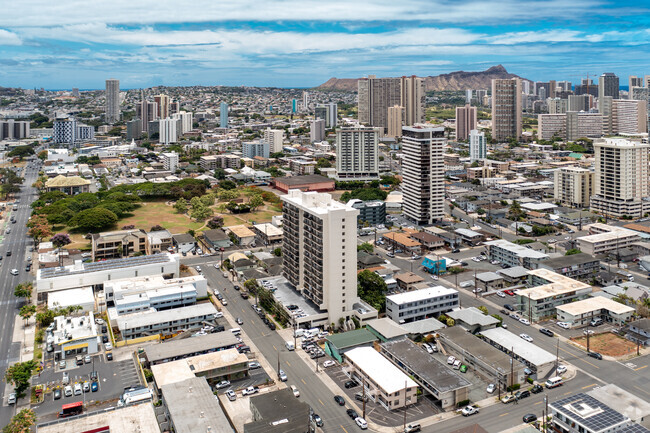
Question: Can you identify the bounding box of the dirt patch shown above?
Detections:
[571,332,637,357]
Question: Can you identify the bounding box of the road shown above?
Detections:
[199,262,360,433]
[0,163,39,427]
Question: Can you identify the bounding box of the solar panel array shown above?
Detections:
[553,393,627,432]
[40,254,172,279]
[618,424,650,433]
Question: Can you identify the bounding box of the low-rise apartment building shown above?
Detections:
[556,296,635,327]
[485,239,549,269]
[537,253,600,280]
[91,229,149,261]
[576,224,640,256]
[385,286,459,324]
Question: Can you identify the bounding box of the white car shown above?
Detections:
[496,291,506,298]
[583,329,595,335]
[453,360,461,369]
[323,360,336,368]
[472,288,483,294]
[520,333,533,342]
[556,365,567,374]
[461,405,479,416]
[216,380,231,389]
[447,356,456,365]
[355,417,368,430]
[431,275,439,280]
[519,318,530,326]
[105,343,113,351]
[290,385,300,397]
[225,390,237,401]
[242,386,258,396]
[486,383,496,394]
[422,343,433,354]
[557,321,570,329]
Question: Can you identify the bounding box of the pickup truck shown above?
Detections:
[242,386,259,396]
[461,405,479,416]
[404,424,421,433]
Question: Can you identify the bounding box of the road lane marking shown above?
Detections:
[319,399,324,406]
[341,425,349,433]
[499,413,509,417]
[272,345,277,352]
[301,378,306,385]
[534,401,542,405]
[634,365,648,371]
[286,361,291,367]
[635,386,650,396]
[581,358,600,369]
[582,383,597,389]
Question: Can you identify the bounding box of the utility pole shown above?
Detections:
[510,348,514,394]
[277,351,280,376]
[587,311,593,353]
[544,395,549,433]
[403,380,407,431]
[555,340,559,372]
[362,378,367,418]
[474,269,477,298]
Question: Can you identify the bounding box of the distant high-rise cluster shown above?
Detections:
[105,79,120,124]
[358,75,424,131]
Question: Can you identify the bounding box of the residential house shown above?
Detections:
[91,229,149,261]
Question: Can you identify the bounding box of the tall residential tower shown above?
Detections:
[491,78,522,142]
[105,79,120,124]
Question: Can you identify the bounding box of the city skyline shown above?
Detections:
[1,0,650,89]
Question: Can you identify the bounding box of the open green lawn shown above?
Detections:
[118,201,205,233]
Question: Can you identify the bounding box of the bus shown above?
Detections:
[58,401,83,418]
[118,386,153,407]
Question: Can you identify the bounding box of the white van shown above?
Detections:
[545,376,563,389]
[285,341,295,351]
[231,328,241,336]
[293,329,305,338]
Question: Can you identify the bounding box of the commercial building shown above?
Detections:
[385,286,459,324]
[263,128,284,153]
[105,78,120,123]
[325,328,378,363]
[246,389,312,433]
[438,326,525,388]
[549,393,630,433]
[36,253,180,294]
[0,119,29,140]
[112,302,218,340]
[402,126,446,224]
[576,224,640,256]
[613,99,648,135]
[587,384,650,429]
[554,166,594,207]
[492,78,522,142]
[387,105,405,138]
[455,104,477,141]
[242,140,270,159]
[348,199,386,226]
[469,129,486,162]
[162,151,179,172]
[272,174,334,194]
[484,239,549,269]
[44,175,91,195]
[344,346,418,411]
[335,127,379,180]
[36,402,159,433]
[144,332,239,366]
[590,138,650,218]
[515,268,592,321]
[380,338,470,410]
[91,229,149,261]
[104,274,207,310]
[480,327,556,377]
[282,190,365,325]
[556,296,635,327]
[538,252,600,280]
[147,229,173,254]
[50,312,99,359]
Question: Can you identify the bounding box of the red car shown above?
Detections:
[503,290,515,296]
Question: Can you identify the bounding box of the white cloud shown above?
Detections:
[0,29,22,46]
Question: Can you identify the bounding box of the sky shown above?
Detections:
[1,0,650,89]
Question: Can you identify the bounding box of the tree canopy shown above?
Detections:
[69,207,118,232]
[357,270,387,313]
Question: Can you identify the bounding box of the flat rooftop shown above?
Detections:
[380,338,471,394]
[516,268,592,300]
[480,327,556,367]
[345,347,417,394]
[550,393,628,432]
[145,332,239,363]
[365,318,409,340]
[578,224,639,243]
[38,253,175,279]
[447,307,500,327]
[541,253,599,268]
[587,383,650,423]
[275,174,333,185]
[281,190,354,215]
[484,239,549,259]
[438,327,522,372]
[36,402,159,433]
[227,224,256,238]
[556,296,636,316]
[115,302,217,330]
[326,329,377,349]
[387,285,458,305]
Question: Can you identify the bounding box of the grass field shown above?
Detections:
[572,332,637,357]
[118,201,205,233]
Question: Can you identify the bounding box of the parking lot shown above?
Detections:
[32,353,141,419]
[324,365,442,427]
[214,366,270,395]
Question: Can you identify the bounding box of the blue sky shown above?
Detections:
[1,0,649,89]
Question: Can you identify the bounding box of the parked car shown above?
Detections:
[53,388,62,400]
[346,409,359,419]
[248,361,261,369]
[531,384,544,394]
[556,365,567,374]
[503,290,515,296]
[523,413,538,423]
[334,395,345,405]
[496,291,506,298]
[106,352,113,361]
[7,393,16,405]
[422,343,433,354]
[345,380,359,389]
[447,356,455,365]
[519,318,530,326]
[540,328,554,337]
[355,392,369,402]
[278,369,287,381]
[557,321,570,329]
[236,317,243,325]
[355,417,368,430]
[504,304,515,311]
[461,405,479,416]
[515,390,530,400]
[311,413,323,427]
[323,360,336,368]
[404,424,422,433]
[501,394,516,404]
[64,386,73,397]
[91,381,99,392]
[83,381,90,393]
[453,360,461,369]
[587,351,603,360]
[242,386,259,396]
[73,383,82,396]
[225,390,236,401]
[216,380,231,389]
[290,385,300,397]
[486,383,496,394]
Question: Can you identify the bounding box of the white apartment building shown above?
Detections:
[264,128,284,153]
[162,152,179,172]
[335,127,379,180]
[402,126,446,224]
[554,166,594,207]
[113,303,218,340]
[159,117,179,144]
[613,99,648,135]
[172,111,193,134]
[549,393,631,433]
[590,138,650,218]
[105,79,120,124]
[281,190,363,325]
[385,286,459,324]
[104,275,208,305]
[310,119,325,142]
[199,154,241,170]
[566,112,603,141]
[547,97,567,114]
[576,224,640,256]
[484,239,549,269]
[469,129,486,162]
[538,114,567,140]
[556,297,635,327]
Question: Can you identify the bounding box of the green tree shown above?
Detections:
[69,207,118,231]
[5,360,38,394]
[249,195,264,211]
[218,189,239,201]
[3,408,36,433]
[37,150,48,161]
[174,197,188,213]
[565,248,582,255]
[200,193,215,207]
[357,270,387,313]
[14,283,32,301]
[508,200,524,221]
[272,247,282,257]
[7,146,35,159]
[219,180,237,190]
[206,215,224,229]
[19,305,36,324]
[477,305,489,315]
[357,242,374,254]
[190,203,213,221]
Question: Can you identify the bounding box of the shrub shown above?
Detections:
[506,383,521,392]
[456,399,470,408]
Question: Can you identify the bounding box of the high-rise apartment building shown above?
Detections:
[0,120,30,140]
[242,141,270,159]
[220,102,228,128]
[629,76,643,95]
[126,119,142,141]
[172,111,193,134]
[137,91,158,134]
[465,89,473,104]
[154,94,170,120]
[568,94,592,112]
[105,79,120,124]
[335,128,379,180]
[469,129,486,162]
[158,118,180,144]
[599,96,614,135]
[310,119,325,142]
[387,105,404,138]
[554,167,594,208]
[400,76,425,126]
[631,87,650,128]
[263,128,284,154]
[549,80,557,98]
[557,81,572,92]
[566,112,603,141]
[169,101,179,116]
[591,138,650,218]
[491,78,522,142]
[476,89,488,105]
[455,104,477,141]
[53,118,95,144]
[547,98,567,114]
[358,75,401,130]
[612,99,647,135]
[314,103,337,128]
[302,91,309,110]
[281,190,363,325]
[402,127,446,224]
[162,152,179,172]
[539,114,567,140]
[598,72,620,100]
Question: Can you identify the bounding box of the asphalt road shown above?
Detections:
[200,263,360,433]
[0,163,39,426]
